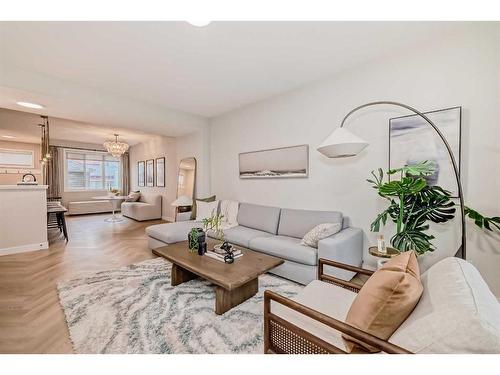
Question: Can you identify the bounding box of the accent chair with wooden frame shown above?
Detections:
[264,258,411,354]
[264,256,500,354]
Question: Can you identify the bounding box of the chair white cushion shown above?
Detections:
[272,280,357,351]
[390,257,500,353]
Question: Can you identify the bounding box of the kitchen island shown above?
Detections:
[0,185,48,256]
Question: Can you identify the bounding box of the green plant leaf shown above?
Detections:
[378,177,426,197]
[465,206,500,231]
[388,160,437,177]
[391,230,435,255]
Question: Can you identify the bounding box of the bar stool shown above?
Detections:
[47,199,68,241]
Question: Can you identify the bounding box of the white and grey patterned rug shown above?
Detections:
[57,257,302,354]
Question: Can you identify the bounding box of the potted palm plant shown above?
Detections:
[368,160,499,255]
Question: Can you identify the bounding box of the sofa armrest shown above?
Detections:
[317,227,363,281]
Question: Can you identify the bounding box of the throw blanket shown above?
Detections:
[220,200,239,230]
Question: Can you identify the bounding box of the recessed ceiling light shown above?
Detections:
[1,135,16,139]
[16,101,44,109]
[186,21,212,27]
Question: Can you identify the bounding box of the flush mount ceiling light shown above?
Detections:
[186,20,212,27]
[16,101,44,109]
[1,135,16,139]
[103,134,129,158]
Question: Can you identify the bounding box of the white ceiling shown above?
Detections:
[0,22,468,136]
[0,107,157,146]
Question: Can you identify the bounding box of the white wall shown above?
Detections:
[129,136,177,221]
[176,126,211,199]
[209,25,500,295]
[0,140,42,185]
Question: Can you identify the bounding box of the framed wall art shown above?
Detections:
[239,144,309,179]
[137,161,145,187]
[389,106,461,197]
[156,157,165,187]
[146,159,154,187]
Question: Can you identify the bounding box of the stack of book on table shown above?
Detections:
[205,247,243,262]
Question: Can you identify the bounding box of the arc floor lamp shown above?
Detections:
[317,101,465,259]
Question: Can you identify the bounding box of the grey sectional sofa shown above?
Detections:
[145,202,363,285]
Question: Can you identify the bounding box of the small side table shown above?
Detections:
[92,196,127,222]
[368,246,400,269]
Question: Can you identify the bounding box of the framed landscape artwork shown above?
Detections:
[137,161,145,187]
[239,144,309,179]
[146,159,154,187]
[156,157,165,187]
[389,106,461,197]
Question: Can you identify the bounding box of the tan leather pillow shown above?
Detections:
[342,251,423,353]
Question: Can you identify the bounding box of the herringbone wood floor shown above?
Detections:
[0,214,165,353]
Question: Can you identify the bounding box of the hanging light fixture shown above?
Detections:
[104,134,129,157]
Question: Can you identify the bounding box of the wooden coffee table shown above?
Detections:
[153,238,284,315]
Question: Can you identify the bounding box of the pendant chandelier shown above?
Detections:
[104,134,129,157]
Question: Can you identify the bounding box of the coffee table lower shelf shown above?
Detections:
[171,263,259,315]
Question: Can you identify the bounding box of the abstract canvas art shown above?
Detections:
[156,157,165,187]
[138,161,145,187]
[146,159,154,187]
[239,144,309,179]
[389,107,461,197]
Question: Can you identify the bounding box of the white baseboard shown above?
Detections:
[162,216,175,223]
[0,241,48,256]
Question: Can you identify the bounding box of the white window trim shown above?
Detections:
[63,148,122,193]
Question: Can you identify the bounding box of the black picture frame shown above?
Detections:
[155,157,165,187]
[137,161,145,187]
[389,106,462,197]
[146,159,154,187]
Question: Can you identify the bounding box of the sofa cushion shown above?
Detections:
[343,251,423,353]
[237,203,281,234]
[278,208,343,239]
[249,235,318,266]
[390,257,500,353]
[221,225,273,248]
[272,280,357,351]
[190,195,216,220]
[145,221,201,244]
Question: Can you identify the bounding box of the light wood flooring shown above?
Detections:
[0,213,165,353]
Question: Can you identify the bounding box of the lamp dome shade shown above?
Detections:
[317,127,369,158]
[171,195,193,207]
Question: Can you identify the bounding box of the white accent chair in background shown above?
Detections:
[122,193,162,221]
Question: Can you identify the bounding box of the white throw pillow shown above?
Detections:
[196,200,219,221]
[301,223,342,248]
[220,200,239,229]
[125,192,141,202]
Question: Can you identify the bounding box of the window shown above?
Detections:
[64,149,121,191]
[0,148,34,168]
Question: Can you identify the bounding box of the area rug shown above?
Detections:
[57,257,303,354]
